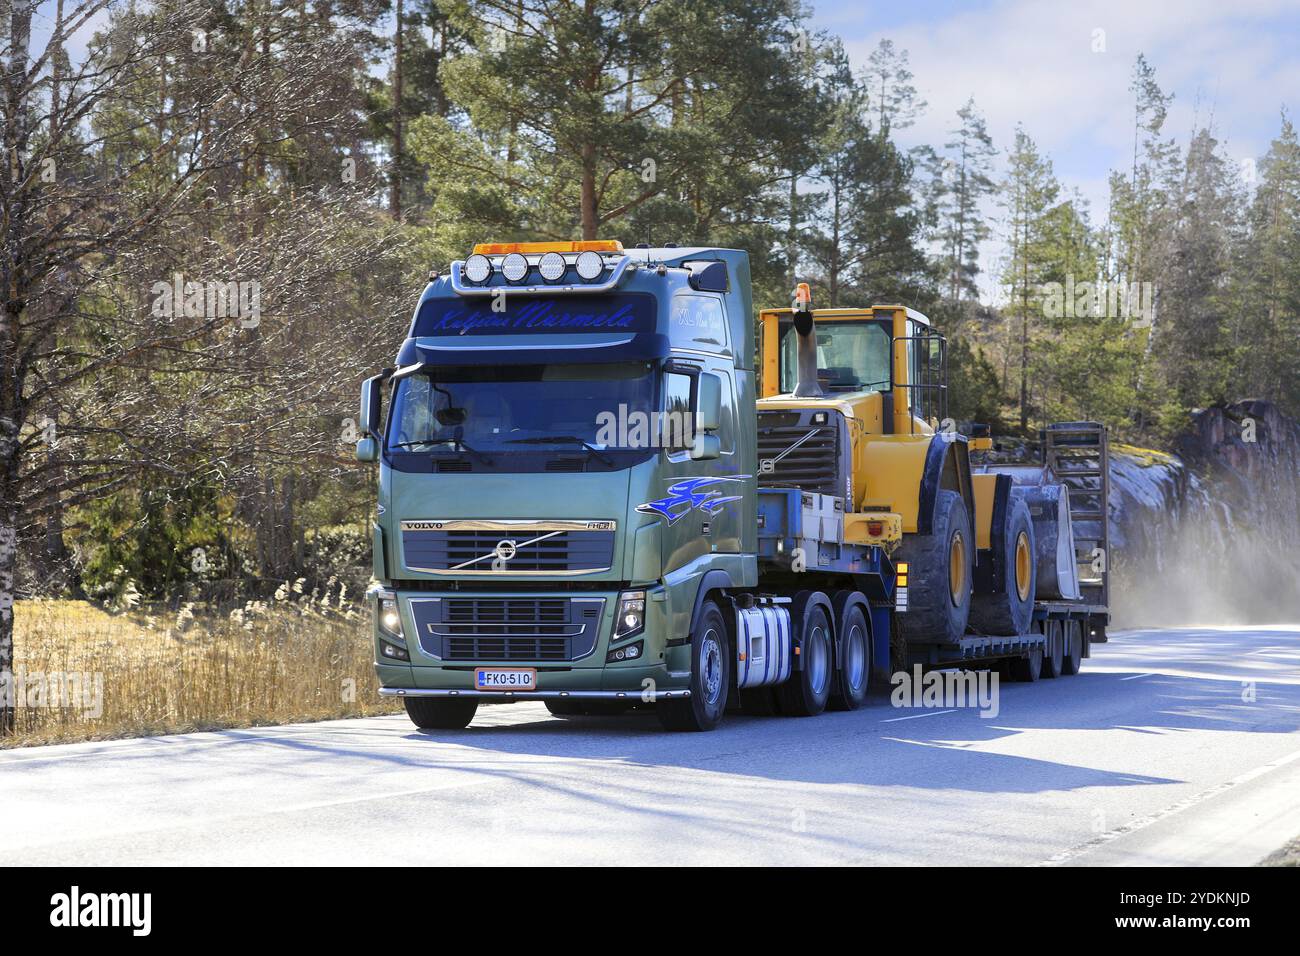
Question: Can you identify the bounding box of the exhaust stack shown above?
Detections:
[792,283,823,398]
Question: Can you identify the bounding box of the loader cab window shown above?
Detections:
[778,320,892,394]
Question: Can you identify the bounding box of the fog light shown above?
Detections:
[380,639,409,662]
[501,252,529,283]
[537,252,566,282]
[463,253,492,284]
[607,641,643,663]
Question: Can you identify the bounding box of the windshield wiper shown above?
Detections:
[507,435,615,467]
[392,435,494,465]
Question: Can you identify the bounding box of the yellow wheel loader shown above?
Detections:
[756,286,1108,674]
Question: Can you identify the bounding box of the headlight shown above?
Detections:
[575,250,604,281]
[537,251,566,283]
[613,590,645,641]
[463,254,492,284]
[501,252,529,283]
[379,595,404,639]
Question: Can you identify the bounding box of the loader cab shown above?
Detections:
[760,305,947,434]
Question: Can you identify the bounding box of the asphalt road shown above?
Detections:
[4,626,1300,866]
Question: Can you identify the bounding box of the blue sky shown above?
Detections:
[37,0,1300,299]
[812,0,1300,296]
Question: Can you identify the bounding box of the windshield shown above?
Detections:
[778,320,891,392]
[386,362,656,453]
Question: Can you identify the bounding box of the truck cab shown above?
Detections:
[358,241,759,728]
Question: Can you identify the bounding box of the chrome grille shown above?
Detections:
[401,522,615,574]
[409,596,606,662]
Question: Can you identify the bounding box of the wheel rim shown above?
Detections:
[949,530,967,606]
[1014,531,1032,601]
[701,628,723,708]
[808,623,829,694]
[844,623,866,692]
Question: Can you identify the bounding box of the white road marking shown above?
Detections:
[880,709,958,722]
[1118,673,1155,681]
[1039,745,1300,866]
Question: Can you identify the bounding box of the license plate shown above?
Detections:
[475,667,537,692]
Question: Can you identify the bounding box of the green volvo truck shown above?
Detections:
[356,240,1109,732]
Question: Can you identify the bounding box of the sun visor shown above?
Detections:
[407,291,667,364]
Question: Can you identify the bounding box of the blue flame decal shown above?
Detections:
[636,475,750,526]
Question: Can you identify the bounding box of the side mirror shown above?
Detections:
[690,433,720,461]
[695,372,722,434]
[360,373,384,440]
[356,437,378,462]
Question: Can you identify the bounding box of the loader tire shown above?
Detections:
[894,489,972,645]
[969,497,1036,636]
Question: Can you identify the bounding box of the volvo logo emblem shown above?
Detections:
[491,539,517,571]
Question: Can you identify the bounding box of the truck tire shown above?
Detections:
[404,697,478,730]
[658,600,729,732]
[777,600,833,717]
[829,600,870,711]
[1009,646,1043,682]
[1061,620,1083,675]
[969,497,1036,636]
[895,489,973,645]
[1042,619,1064,678]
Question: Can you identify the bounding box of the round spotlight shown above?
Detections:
[575,250,605,281]
[463,254,492,284]
[501,253,529,284]
[537,252,567,283]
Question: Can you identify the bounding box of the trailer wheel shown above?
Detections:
[777,602,833,717]
[894,489,972,645]
[1061,620,1084,675]
[969,498,1036,636]
[829,602,870,711]
[1009,646,1043,682]
[658,600,729,732]
[404,697,478,730]
[1042,620,1064,678]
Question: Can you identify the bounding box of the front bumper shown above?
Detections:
[372,586,689,696]
[378,687,691,700]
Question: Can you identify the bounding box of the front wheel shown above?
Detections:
[658,600,729,732]
[404,696,478,730]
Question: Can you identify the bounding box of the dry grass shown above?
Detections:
[6,594,400,748]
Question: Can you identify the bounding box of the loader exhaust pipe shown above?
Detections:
[792,283,823,398]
